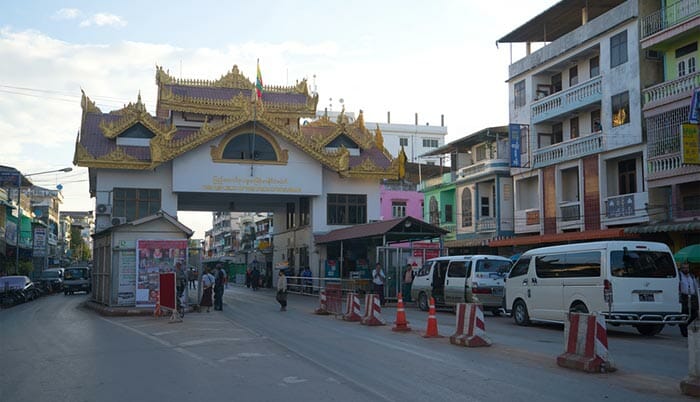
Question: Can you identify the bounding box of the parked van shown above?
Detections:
[411,255,512,315]
[504,241,685,336]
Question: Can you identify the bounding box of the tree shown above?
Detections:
[69,227,91,262]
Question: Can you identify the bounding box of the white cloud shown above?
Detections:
[79,13,127,28]
[52,8,81,20]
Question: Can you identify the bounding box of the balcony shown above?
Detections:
[456,159,510,182]
[532,132,604,168]
[648,152,683,177]
[515,208,540,234]
[559,201,582,231]
[643,71,700,110]
[531,76,602,124]
[440,223,456,238]
[603,192,649,225]
[419,172,454,191]
[641,0,700,39]
[475,217,496,233]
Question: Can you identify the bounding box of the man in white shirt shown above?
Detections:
[372,263,386,306]
[680,262,698,337]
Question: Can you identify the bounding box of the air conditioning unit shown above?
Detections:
[111,217,127,226]
[96,204,112,215]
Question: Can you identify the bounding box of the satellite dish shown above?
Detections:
[56,184,63,191]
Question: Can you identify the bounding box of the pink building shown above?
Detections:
[380,182,424,221]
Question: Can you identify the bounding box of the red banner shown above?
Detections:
[159,272,176,310]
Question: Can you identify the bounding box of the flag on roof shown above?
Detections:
[255,59,263,100]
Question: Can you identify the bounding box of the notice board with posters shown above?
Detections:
[136,239,188,307]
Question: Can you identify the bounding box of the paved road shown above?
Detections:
[0,287,692,401]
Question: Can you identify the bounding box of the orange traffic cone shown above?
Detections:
[422,296,442,338]
[392,292,411,332]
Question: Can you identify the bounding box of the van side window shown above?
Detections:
[447,261,468,278]
[509,257,530,278]
[535,252,601,278]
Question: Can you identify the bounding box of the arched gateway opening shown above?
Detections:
[74,64,415,307]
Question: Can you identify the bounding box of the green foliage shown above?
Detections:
[69,227,91,262]
[18,260,33,276]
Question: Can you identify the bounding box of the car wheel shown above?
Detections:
[513,300,530,326]
[418,292,429,312]
[636,324,664,337]
[569,302,589,314]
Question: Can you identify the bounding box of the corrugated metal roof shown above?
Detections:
[314,216,447,244]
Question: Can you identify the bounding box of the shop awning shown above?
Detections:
[314,216,448,245]
[624,222,700,234]
[488,228,637,247]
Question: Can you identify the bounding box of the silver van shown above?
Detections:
[411,255,512,315]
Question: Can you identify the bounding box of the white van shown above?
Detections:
[504,241,685,336]
[411,255,512,315]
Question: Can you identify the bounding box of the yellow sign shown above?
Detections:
[682,124,700,165]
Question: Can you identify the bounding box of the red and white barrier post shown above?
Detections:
[449,303,491,347]
[361,294,386,326]
[557,312,615,373]
[314,289,330,315]
[343,292,362,322]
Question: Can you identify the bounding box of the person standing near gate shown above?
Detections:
[214,263,226,311]
[200,267,215,313]
[403,263,414,303]
[276,269,288,311]
[680,262,699,337]
[372,263,386,306]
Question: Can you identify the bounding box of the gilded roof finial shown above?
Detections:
[336,104,346,124]
[357,109,365,128]
[375,124,384,149]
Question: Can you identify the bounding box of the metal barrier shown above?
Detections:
[285,276,372,298]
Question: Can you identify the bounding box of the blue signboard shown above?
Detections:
[509,124,521,167]
[690,88,700,123]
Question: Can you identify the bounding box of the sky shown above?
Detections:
[0,0,557,239]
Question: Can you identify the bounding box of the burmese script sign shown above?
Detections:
[202,176,302,194]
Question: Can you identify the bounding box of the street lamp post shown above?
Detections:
[15,167,72,274]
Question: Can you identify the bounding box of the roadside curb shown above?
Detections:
[83,300,196,317]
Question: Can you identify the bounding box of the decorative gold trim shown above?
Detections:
[99,93,177,140]
[81,90,102,114]
[210,128,289,165]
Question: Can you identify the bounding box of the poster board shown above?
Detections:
[136,239,188,307]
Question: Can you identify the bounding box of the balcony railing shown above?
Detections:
[643,71,700,107]
[649,152,683,175]
[603,192,649,224]
[476,218,496,232]
[515,208,540,234]
[456,159,511,182]
[560,202,581,222]
[532,132,604,168]
[531,76,602,124]
[641,0,700,39]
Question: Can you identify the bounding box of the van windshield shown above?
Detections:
[64,268,89,280]
[610,250,676,278]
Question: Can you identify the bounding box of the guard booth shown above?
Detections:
[314,216,448,303]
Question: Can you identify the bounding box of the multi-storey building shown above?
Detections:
[61,211,95,262]
[629,0,700,247]
[209,211,242,257]
[493,0,650,250]
[419,126,514,252]
[28,185,63,267]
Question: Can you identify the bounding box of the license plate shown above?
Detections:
[639,293,654,302]
[492,288,503,296]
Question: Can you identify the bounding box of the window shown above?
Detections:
[514,80,526,108]
[422,138,438,148]
[444,204,453,223]
[520,126,529,155]
[590,56,600,78]
[429,196,439,225]
[610,30,628,68]
[222,133,277,161]
[535,252,601,278]
[113,188,161,221]
[475,144,487,161]
[552,123,563,144]
[447,261,468,278]
[461,188,472,227]
[299,197,310,226]
[611,91,630,127]
[399,137,408,147]
[676,42,697,78]
[610,250,676,278]
[551,73,562,93]
[327,194,366,225]
[569,66,578,86]
[618,159,636,195]
[480,196,490,217]
[591,109,602,132]
[299,246,309,269]
[286,202,296,229]
[508,257,530,278]
[570,117,579,139]
[392,200,406,218]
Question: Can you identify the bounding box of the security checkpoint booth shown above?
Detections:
[91,211,196,308]
[313,216,448,304]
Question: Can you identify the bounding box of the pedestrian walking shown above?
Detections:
[403,263,414,303]
[200,267,215,313]
[188,267,196,289]
[214,263,226,311]
[276,269,288,311]
[680,262,699,337]
[302,266,313,294]
[372,263,386,306]
[251,266,260,291]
